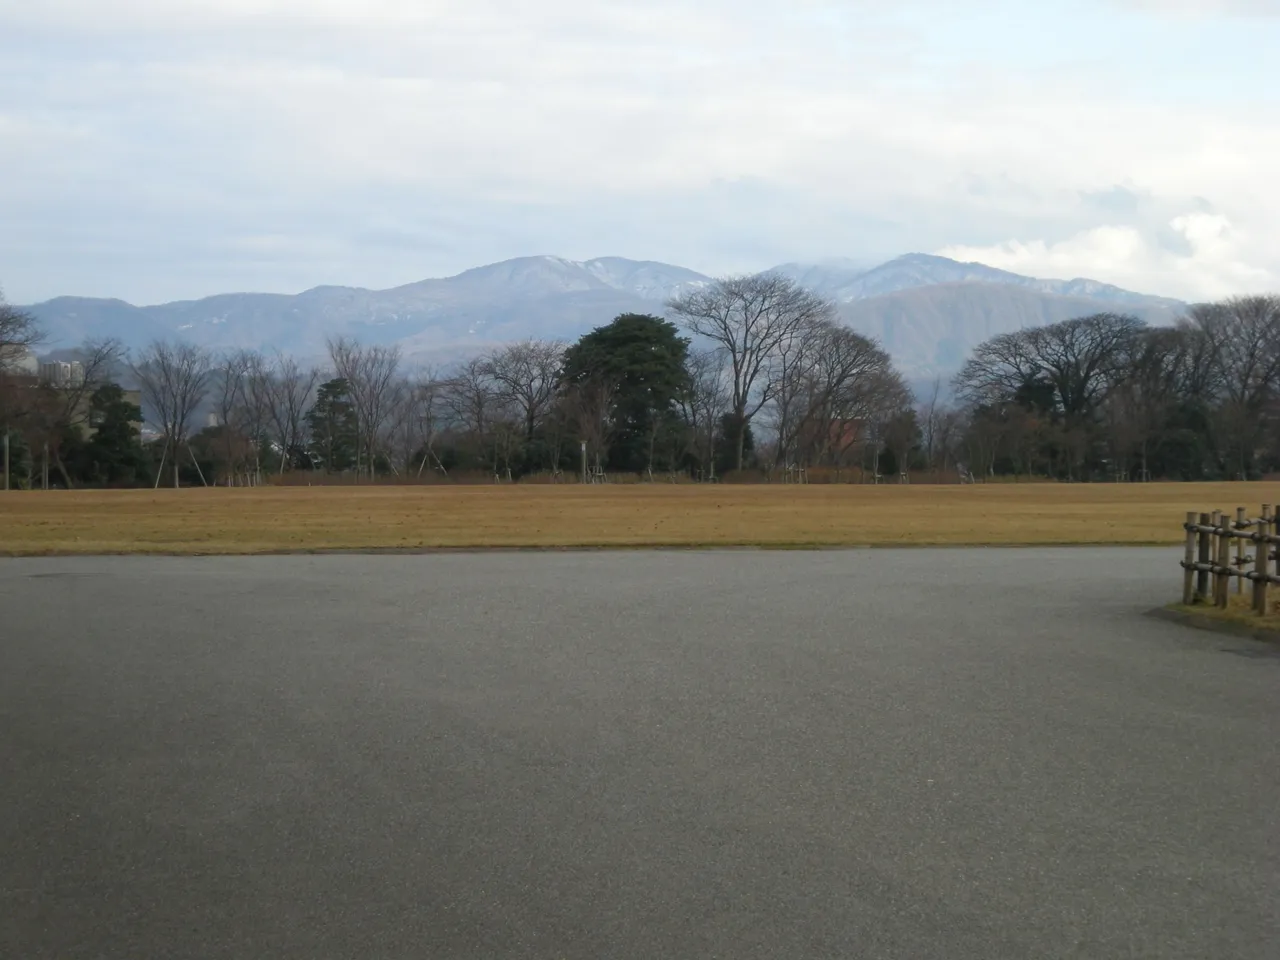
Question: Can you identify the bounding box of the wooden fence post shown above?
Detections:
[1197,512,1212,600]
[1210,510,1221,606]
[1235,507,1247,595]
[1183,511,1198,605]
[1209,510,1222,606]
[1253,504,1270,615]
[1266,505,1276,617]
[1215,512,1232,608]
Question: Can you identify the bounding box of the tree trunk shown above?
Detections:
[188,442,209,487]
[53,447,74,489]
[153,441,168,489]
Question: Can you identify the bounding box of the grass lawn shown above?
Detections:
[3,481,1280,556]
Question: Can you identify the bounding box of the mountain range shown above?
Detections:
[22,254,1188,375]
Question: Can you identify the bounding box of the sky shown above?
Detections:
[1,0,1278,306]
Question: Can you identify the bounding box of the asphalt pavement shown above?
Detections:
[2,549,1277,959]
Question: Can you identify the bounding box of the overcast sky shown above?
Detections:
[1,0,1278,305]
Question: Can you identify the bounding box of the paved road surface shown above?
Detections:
[2,550,1277,959]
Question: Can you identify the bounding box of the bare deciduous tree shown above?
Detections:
[327,337,402,480]
[239,352,278,485]
[0,290,42,374]
[560,374,615,480]
[764,317,826,473]
[1101,327,1198,481]
[483,339,563,442]
[668,273,835,470]
[955,313,1144,420]
[677,348,729,480]
[1,292,45,488]
[440,356,523,478]
[263,352,320,474]
[211,349,254,484]
[132,340,213,488]
[954,313,1145,479]
[382,373,447,478]
[1186,296,1280,478]
[441,356,497,445]
[413,372,448,477]
[917,378,947,480]
[40,339,127,487]
[772,322,900,474]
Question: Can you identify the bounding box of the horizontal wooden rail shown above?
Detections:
[1184,523,1280,545]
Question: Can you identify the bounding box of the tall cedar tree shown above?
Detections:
[560,314,690,474]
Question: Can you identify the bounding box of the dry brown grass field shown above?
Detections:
[3,482,1280,555]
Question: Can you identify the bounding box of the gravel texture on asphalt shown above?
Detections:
[2,549,1277,959]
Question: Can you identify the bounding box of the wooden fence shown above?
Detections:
[1182,506,1280,614]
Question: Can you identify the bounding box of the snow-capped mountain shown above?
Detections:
[778,253,1185,311]
[23,254,1187,374]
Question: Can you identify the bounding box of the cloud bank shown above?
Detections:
[1,0,1277,304]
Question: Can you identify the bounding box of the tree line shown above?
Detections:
[1,281,1277,487]
[944,297,1280,482]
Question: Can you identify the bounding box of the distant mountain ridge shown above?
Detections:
[23,254,1187,374]
[795,253,1184,311]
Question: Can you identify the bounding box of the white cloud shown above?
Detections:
[937,214,1278,301]
[1,0,1279,302]
[1116,0,1280,16]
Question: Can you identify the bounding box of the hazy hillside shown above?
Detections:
[790,253,1186,311]
[24,257,708,361]
[838,282,1184,373]
[24,253,1187,375]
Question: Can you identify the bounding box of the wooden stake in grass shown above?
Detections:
[1253,505,1270,615]
[1210,510,1221,606]
[1235,507,1247,595]
[1197,512,1212,601]
[1183,511,1198,605]
[1260,504,1274,617]
[1216,513,1232,609]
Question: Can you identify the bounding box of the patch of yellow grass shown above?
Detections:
[2,482,1279,555]
[1173,593,1280,635]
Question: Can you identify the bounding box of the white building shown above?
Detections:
[38,361,86,387]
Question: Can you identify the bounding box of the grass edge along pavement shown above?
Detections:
[1153,598,1280,645]
[4,481,1280,556]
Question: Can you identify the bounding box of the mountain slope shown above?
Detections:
[838,282,1184,372]
[766,258,876,294]
[777,253,1186,312]
[25,256,712,360]
[23,254,1187,374]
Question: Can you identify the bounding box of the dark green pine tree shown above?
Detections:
[305,377,358,473]
[561,314,690,474]
[78,383,148,485]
